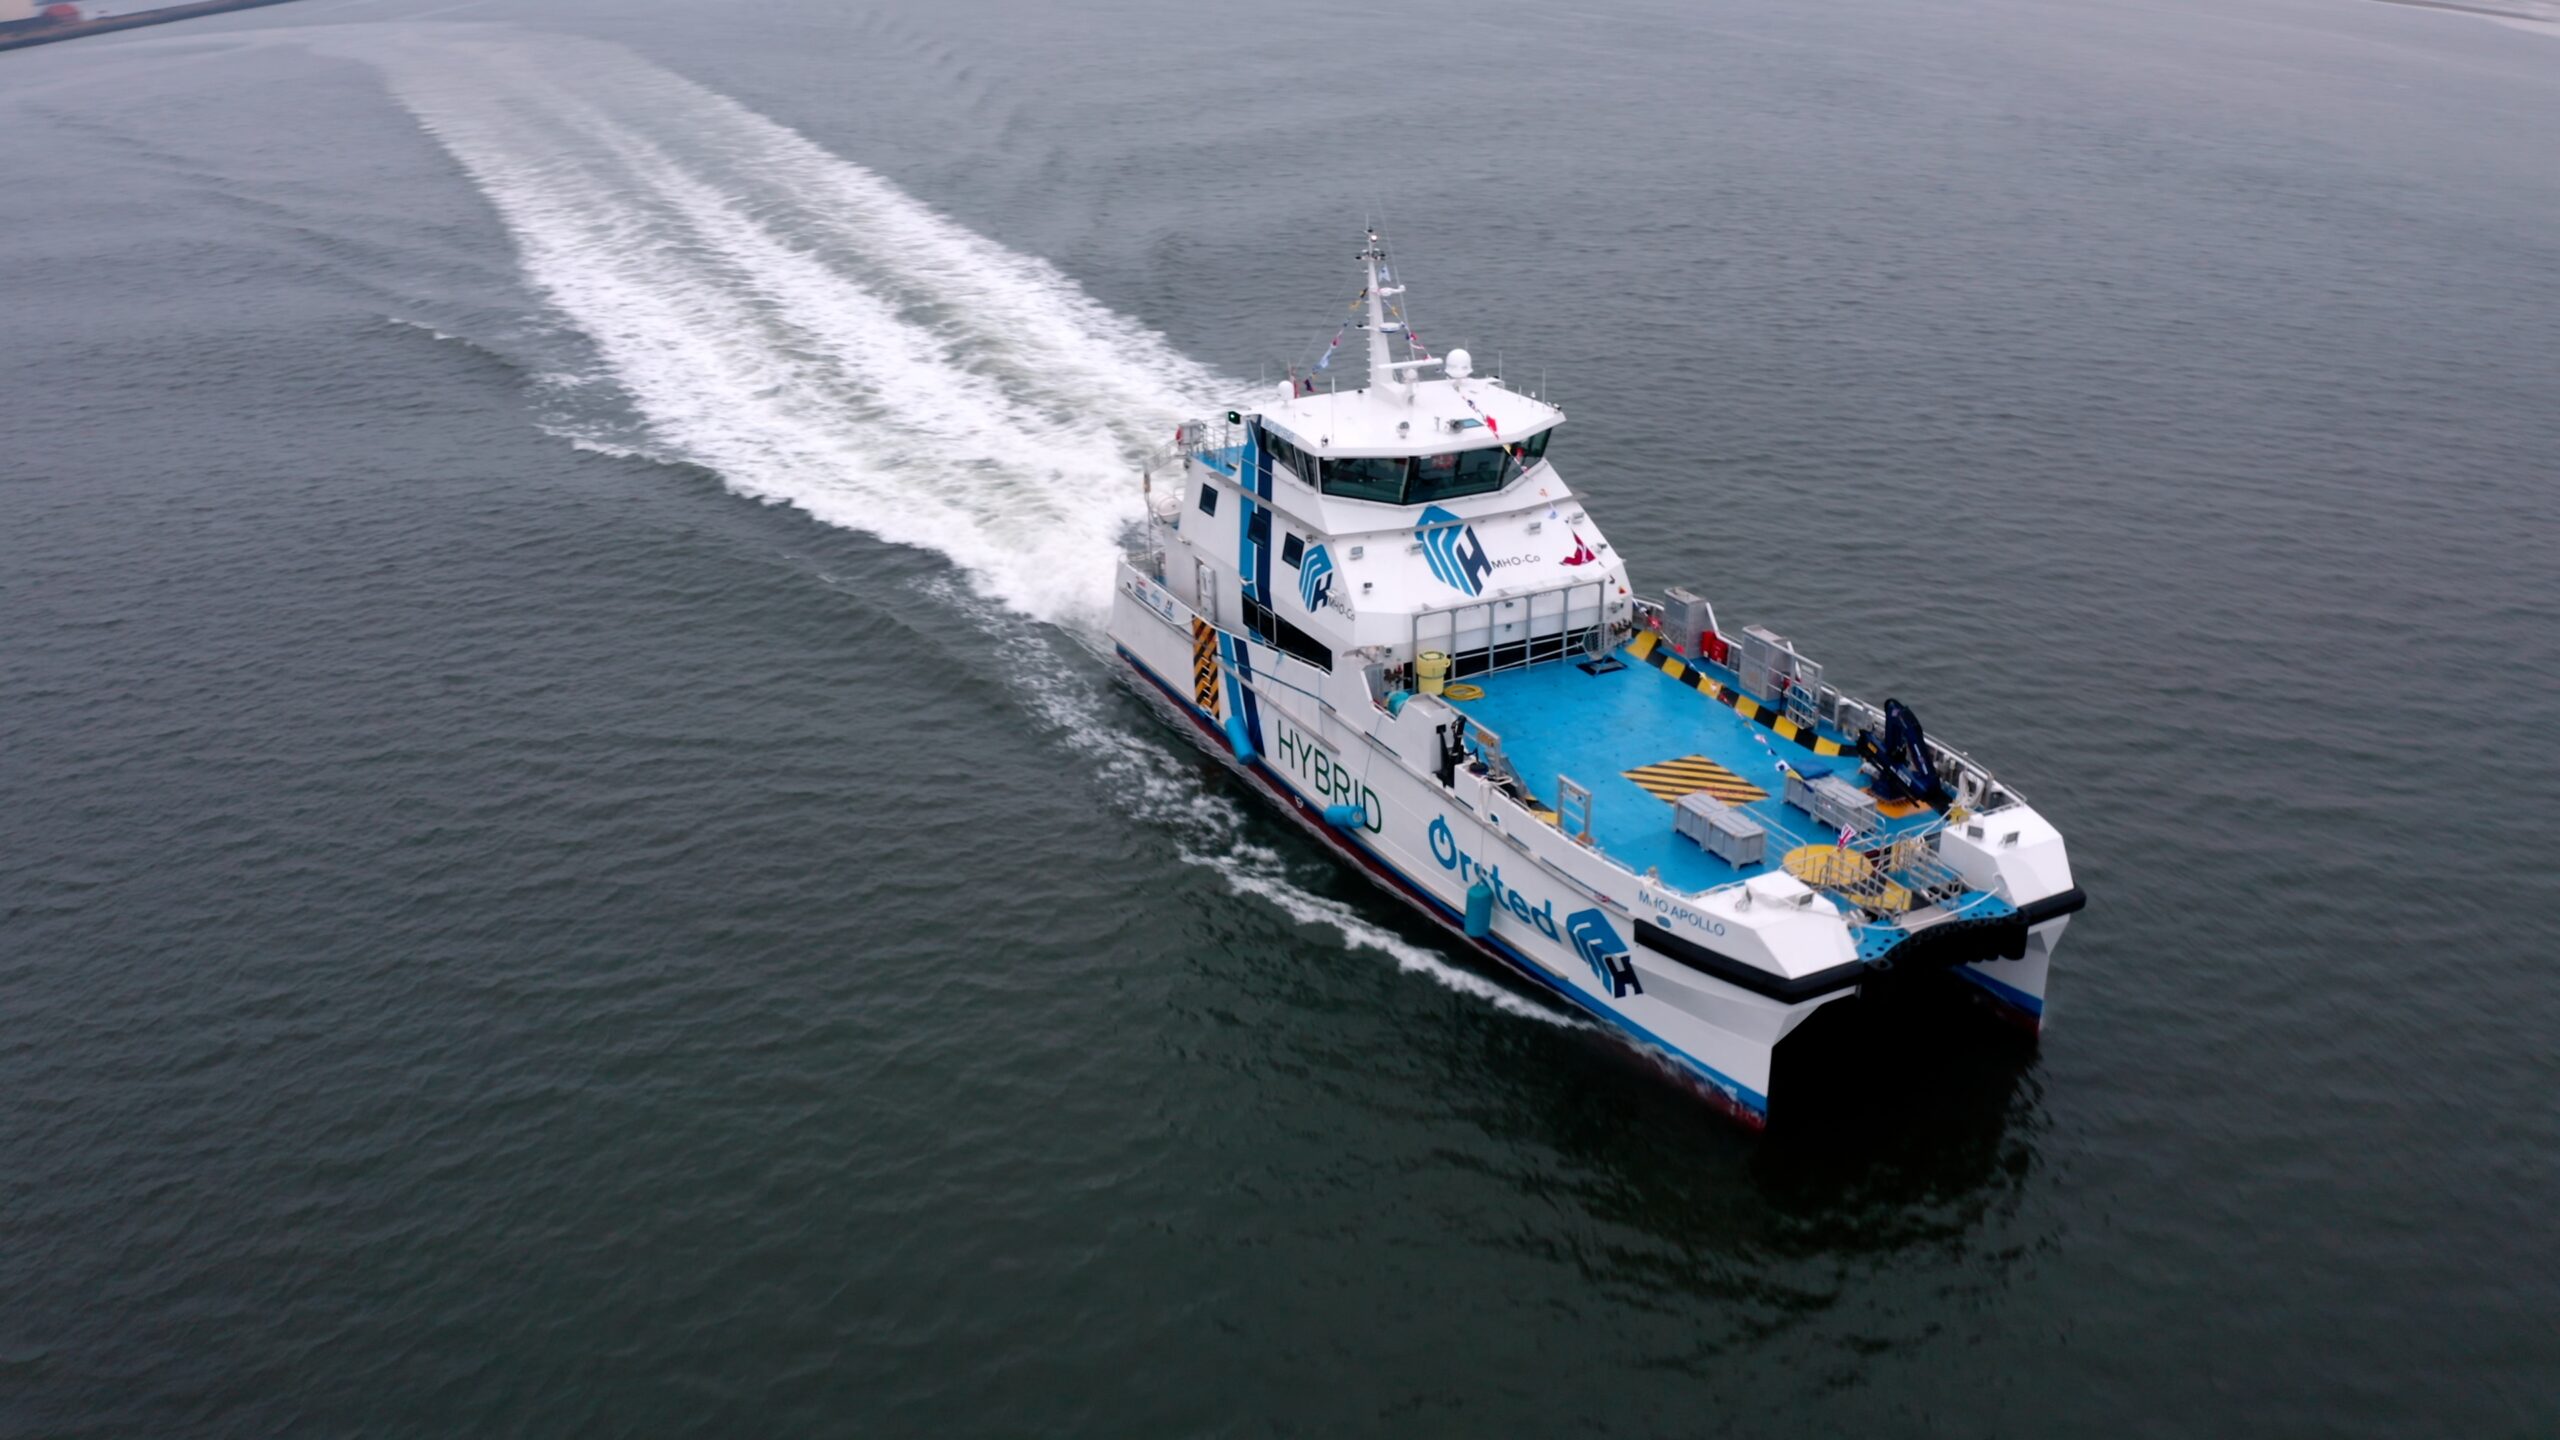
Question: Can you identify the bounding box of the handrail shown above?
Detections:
[1408,577,1616,683]
[1632,605,2020,812]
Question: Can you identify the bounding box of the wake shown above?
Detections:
[339,25,1214,628]
[327,25,1581,1028]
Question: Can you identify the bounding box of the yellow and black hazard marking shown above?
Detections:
[1624,631,1858,758]
[1623,755,1770,805]
[1189,618,1222,718]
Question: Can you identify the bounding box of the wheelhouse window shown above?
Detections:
[1320,455,1409,504]
[1260,428,1317,488]
[1307,427,1555,506]
[1197,483,1218,515]
[1405,444,1510,505]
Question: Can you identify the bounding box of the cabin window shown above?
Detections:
[1261,430,1315,488]
[1308,429,1552,506]
[1197,483,1218,515]
[1275,619,1334,671]
[1321,455,1410,504]
[1281,533,1305,568]
[1405,443,1511,505]
[1241,596,1334,672]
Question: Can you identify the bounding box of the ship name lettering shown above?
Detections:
[1642,889,1728,937]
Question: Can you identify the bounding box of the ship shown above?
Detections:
[1108,232,2085,1127]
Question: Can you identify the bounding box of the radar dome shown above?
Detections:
[1443,348,1473,379]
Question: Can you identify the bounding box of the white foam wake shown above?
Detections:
[322,25,1575,1027]
[333,25,1223,628]
[1188,846,1587,1026]
[941,583,1581,1030]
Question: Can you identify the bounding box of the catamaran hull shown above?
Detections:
[1109,588,1895,1126]
[1111,567,2076,1129]
[1117,645,1788,1128]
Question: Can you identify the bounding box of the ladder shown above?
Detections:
[1555,774,1595,844]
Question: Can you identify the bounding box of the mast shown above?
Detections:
[1361,230,1399,397]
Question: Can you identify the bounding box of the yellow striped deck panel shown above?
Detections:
[1622,755,1769,804]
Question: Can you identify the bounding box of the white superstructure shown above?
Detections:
[1109,233,2083,1127]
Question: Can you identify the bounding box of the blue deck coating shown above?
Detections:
[1450,646,1936,895]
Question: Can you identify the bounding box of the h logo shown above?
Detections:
[1416,505,1492,597]
[1565,908,1641,998]
[1298,542,1335,610]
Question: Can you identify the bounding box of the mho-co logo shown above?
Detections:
[1565,908,1642,999]
[1415,505,1491,597]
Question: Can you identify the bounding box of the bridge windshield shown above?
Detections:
[1303,429,1554,506]
[1406,444,1510,504]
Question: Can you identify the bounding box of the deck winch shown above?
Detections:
[1863,699,1949,809]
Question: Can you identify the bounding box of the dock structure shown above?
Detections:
[0,0,304,53]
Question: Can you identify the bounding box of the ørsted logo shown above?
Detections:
[1428,816,1560,939]
[1566,908,1643,999]
[1416,505,1491,597]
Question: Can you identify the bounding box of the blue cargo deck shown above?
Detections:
[1445,636,1941,896]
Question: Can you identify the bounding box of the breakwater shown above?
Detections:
[0,0,302,53]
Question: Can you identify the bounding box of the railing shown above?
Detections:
[1554,774,1595,845]
[1829,693,2014,812]
[1692,770,1973,919]
[1409,578,1619,681]
[1632,591,2018,813]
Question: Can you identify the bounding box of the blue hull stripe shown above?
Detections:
[1235,424,1274,610]
[1119,643,1769,1119]
[1214,632,1263,757]
[1253,430,1274,603]
[1952,963,2046,1018]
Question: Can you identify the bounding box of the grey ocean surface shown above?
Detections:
[4,0,2556,1433]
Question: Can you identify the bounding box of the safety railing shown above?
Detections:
[1634,590,2017,813]
[1409,578,1620,682]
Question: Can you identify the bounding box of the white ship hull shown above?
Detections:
[1103,231,2081,1127]
[1113,567,2077,1128]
